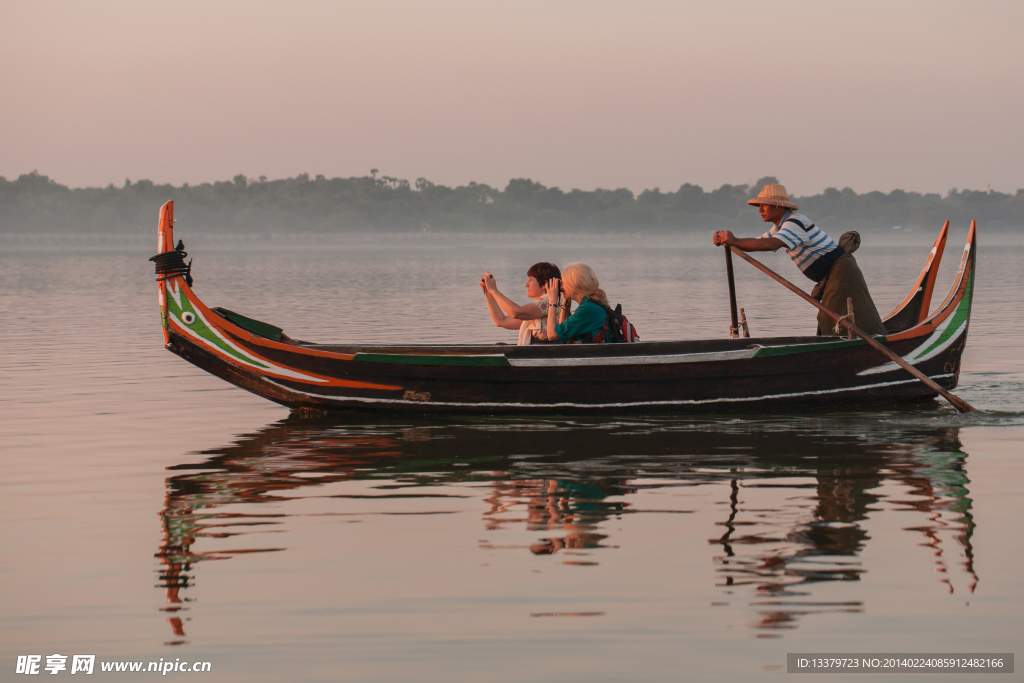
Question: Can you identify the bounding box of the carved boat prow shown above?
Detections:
[884,220,949,333]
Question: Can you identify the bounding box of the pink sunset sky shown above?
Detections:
[2,0,1022,195]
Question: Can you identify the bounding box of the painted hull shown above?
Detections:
[154,202,976,414]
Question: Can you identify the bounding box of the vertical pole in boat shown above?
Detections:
[845,298,855,341]
[724,246,740,338]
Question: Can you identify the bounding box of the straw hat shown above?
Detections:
[748,183,798,210]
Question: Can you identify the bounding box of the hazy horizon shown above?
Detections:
[2,1,1022,196]
[4,170,1021,197]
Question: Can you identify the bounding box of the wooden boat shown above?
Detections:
[152,201,976,413]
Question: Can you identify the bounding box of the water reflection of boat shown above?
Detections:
[152,201,976,413]
[156,417,977,642]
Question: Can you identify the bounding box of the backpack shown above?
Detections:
[580,302,640,344]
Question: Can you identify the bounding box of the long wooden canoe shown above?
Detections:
[153,201,976,413]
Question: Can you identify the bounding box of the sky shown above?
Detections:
[1,0,1022,196]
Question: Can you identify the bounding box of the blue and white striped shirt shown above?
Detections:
[761,211,844,282]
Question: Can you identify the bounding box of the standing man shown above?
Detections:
[712,183,885,336]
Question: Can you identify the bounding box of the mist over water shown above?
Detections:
[2,232,1022,681]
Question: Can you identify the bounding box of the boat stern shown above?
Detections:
[871,220,977,390]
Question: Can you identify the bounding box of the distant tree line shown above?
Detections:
[1,171,1021,234]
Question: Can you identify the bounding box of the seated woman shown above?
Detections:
[544,262,609,343]
[480,262,564,345]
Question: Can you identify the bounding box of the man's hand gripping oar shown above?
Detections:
[724,245,976,414]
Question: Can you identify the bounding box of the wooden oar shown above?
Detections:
[723,246,740,338]
[728,246,976,414]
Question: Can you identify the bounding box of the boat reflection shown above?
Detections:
[156,415,976,643]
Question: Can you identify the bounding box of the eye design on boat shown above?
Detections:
[181,311,196,325]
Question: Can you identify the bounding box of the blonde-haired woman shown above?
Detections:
[544,262,609,343]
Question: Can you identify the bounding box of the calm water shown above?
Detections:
[2,231,1022,681]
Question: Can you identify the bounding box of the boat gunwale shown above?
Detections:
[300,335,874,358]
